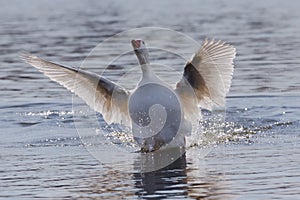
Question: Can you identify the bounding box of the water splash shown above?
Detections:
[25,136,81,148]
[24,110,74,117]
[21,108,294,153]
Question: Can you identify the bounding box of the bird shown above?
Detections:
[21,39,236,152]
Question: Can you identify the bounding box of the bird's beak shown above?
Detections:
[131,39,141,50]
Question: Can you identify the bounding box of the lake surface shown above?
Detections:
[1,0,300,199]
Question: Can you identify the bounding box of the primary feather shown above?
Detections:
[176,39,236,112]
[20,53,131,127]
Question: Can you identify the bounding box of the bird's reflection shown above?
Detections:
[76,147,232,199]
[133,147,188,199]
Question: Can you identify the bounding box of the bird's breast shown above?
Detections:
[128,82,183,151]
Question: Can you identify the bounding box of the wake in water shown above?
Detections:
[21,107,294,154]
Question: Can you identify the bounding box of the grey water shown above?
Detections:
[1,0,300,199]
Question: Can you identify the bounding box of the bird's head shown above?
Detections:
[131,39,147,50]
[131,39,149,65]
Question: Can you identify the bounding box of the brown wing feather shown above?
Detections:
[21,53,131,126]
[176,39,236,114]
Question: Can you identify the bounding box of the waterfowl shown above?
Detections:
[21,39,235,152]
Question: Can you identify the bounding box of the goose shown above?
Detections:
[21,39,236,152]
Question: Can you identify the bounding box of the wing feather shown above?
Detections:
[176,39,236,112]
[21,53,131,126]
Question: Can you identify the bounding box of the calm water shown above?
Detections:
[1,0,300,199]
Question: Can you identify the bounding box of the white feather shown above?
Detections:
[176,39,236,112]
[20,53,131,127]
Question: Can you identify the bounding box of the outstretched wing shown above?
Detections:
[21,53,131,126]
[176,39,236,113]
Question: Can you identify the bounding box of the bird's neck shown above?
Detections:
[137,51,149,65]
[135,49,153,78]
[135,48,153,79]
[141,63,153,78]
